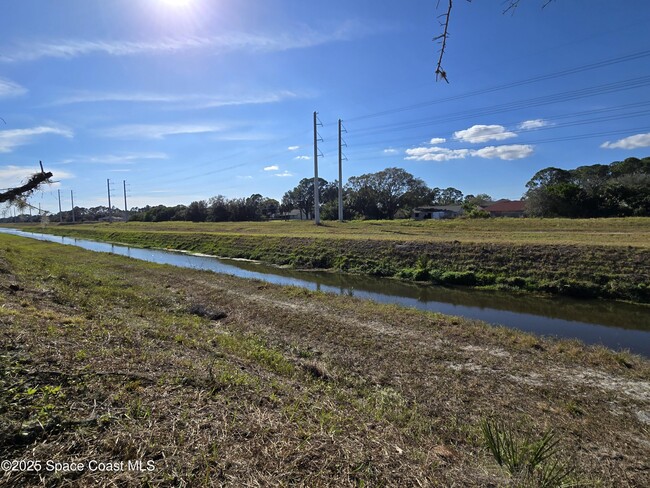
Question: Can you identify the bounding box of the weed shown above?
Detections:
[481,418,576,487]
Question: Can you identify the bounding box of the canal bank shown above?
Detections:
[10,222,650,304]
[1,227,648,355]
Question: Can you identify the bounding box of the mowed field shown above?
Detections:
[1,234,649,486]
[17,217,650,247]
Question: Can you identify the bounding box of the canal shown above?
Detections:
[2,227,648,356]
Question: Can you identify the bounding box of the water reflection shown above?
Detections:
[1,227,648,356]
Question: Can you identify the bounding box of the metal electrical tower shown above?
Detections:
[338,119,348,222]
[57,189,62,222]
[107,179,113,223]
[70,190,75,223]
[123,180,128,212]
[313,111,323,225]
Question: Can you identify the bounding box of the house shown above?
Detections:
[272,209,307,220]
[412,205,464,220]
[483,199,526,218]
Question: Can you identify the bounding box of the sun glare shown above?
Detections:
[160,0,193,7]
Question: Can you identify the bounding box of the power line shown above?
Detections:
[344,105,650,152]
[345,49,650,122]
[349,76,650,137]
[124,49,650,193]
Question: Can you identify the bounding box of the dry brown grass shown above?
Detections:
[1,234,649,487]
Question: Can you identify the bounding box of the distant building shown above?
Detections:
[483,200,526,218]
[412,205,464,220]
[272,209,307,220]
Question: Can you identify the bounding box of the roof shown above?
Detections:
[483,200,526,212]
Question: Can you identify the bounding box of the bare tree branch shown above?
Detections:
[434,0,557,82]
[0,168,53,204]
[433,0,453,83]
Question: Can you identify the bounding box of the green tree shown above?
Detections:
[281,178,329,220]
[186,200,208,222]
[346,167,431,219]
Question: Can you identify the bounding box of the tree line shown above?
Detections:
[525,157,649,217]
[2,157,648,223]
[131,167,472,222]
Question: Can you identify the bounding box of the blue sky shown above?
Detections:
[1,0,650,213]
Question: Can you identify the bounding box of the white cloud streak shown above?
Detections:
[288,146,300,151]
[601,132,650,149]
[294,155,310,160]
[100,123,224,139]
[454,124,517,143]
[2,22,372,63]
[0,78,27,98]
[264,165,279,171]
[50,90,301,109]
[383,148,398,154]
[63,152,168,165]
[0,126,73,153]
[275,171,294,177]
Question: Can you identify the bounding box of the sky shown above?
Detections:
[1,0,650,214]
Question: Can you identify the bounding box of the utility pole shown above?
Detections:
[123,180,128,213]
[313,111,323,225]
[338,119,347,223]
[70,190,75,223]
[107,179,112,223]
[57,189,62,222]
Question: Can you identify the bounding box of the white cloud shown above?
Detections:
[50,90,301,109]
[2,22,374,62]
[453,124,517,143]
[519,119,549,130]
[63,152,168,165]
[405,146,471,162]
[429,137,446,144]
[383,148,398,154]
[274,171,294,177]
[0,165,74,187]
[601,132,650,149]
[100,123,224,139]
[294,155,310,160]
[214,132,273,142]
[0,126,73,153]
[405,144,534,162]
[0,78,27,98]
[288,146,300,151]
[264,165,279,171]
[472,144,534,160]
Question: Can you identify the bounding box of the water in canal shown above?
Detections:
[2,227,649,356]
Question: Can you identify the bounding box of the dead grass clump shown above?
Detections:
[186,303,228,320]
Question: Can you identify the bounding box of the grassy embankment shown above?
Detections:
[1,234,649,486]
[12,217,650,303]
